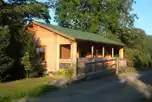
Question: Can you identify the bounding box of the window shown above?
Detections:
[60,44,71,59]
[36,45,45,61]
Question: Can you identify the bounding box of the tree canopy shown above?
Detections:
[0,0,50,25]
[118,28,151,68]
[0,0,50,81]
[55,0,137,34]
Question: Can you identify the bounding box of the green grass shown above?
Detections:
[0,77,58,102]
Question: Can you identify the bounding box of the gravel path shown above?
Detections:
[30,72,152,102]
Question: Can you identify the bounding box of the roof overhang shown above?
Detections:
[76,39,125,47]
[31,21,75,41]
[31,21,125,47]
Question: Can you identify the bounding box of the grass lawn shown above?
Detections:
[0,77,58,102]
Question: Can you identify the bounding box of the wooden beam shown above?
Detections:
[112,48,114,58]
[77,47,80,58]
[71,42,77,63]
[71,42,77,76]
[91,45,94,58]
[119,48,124,59]
[102,46,105,57]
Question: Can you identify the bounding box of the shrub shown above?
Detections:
[56,68,74,80]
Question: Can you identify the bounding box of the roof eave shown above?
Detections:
[76,38,125,46]
[32,21,125,47]
[32,21,75,41]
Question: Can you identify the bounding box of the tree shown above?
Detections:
[147,36,152,66]
[0,0,50,81]
[55,0,136,34]
[118,28,151,68]
[0,26,14,82]
[0,0,50,25]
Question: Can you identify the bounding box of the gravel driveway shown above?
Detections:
[30,71,152,102]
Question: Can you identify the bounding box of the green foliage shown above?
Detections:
[0,0,50,25]
[21,32,35,78]
[21,32,46,78]
[0,0,50,81]
[55,0,136,33]
[118,28,151,69]
[100,30,121,42]
[147,36,152,66]
[0,77,58,102]
[0,26,14,81]
[56,68,74,80]
[21,52,31,78]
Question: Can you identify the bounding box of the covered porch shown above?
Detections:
[76,40,125,74]
[59,39,125,73]
[77,40,124,60]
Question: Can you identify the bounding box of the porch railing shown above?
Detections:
[77,58,127,76]
[59,57,127,76]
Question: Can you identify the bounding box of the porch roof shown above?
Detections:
[34,21,124,46]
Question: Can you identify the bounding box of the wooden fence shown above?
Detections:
[76,58,127,76]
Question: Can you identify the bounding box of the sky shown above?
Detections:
[133,0,152,35]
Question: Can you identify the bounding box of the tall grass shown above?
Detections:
[0,77,58,102]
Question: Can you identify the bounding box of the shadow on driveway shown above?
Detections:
[31,70,152,102]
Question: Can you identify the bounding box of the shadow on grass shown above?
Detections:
[37,85,59,96]
[0,84,59,102]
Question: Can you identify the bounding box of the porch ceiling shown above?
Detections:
[34,21,124,46]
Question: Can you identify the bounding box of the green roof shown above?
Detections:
[35,22,124,46]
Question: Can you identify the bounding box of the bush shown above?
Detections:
[29,63,47,78]
[118,28,152,70]
[21,32,47,78]
[126,47,151,70]
[56,68,74,80]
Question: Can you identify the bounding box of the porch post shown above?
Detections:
[77,47,80,58]
[56,43,60,71]
[112,48,114,58]
[71,42,77,76]
[119,47,124,59]
[91,45,94,58]
[71,42,77,64]
[102,46,105,57]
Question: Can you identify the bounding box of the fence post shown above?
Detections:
[84,63,88,77]
[92,59,96,72]
[116,58,119,75]
[75,58,78,76]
